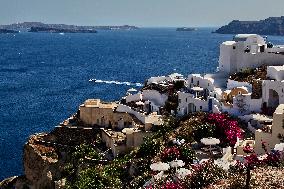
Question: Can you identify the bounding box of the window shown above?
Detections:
[186,98,187,102]
[97,119,99,124]
[179,99,181,103]
[244,48,250,53]
[191,78,193,83]
[197,81,199,86]
[238,91,241,95]
[208,83,209,86]
[200,106,202,110]
[233,46,236,49]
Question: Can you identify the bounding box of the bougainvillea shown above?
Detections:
[161,146,180,162]
[207,113,243,146]
[147,180,185,189]
[262,151,282,167]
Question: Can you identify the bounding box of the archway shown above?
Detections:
[268,89,279,109]
[188,103,196,114]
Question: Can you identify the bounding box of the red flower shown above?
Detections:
[207,113,243,146]
[161,146,180,162]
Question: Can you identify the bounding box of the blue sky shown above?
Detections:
[1,0,284,27]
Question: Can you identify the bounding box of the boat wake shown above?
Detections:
[89,79,143,87]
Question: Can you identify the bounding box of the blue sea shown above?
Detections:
[1,28,284,180]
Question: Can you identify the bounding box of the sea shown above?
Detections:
[1,28,284,180]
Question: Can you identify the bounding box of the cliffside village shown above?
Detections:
[61,34,284,161]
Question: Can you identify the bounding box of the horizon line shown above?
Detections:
[0,21,221,28]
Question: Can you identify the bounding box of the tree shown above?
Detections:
[235,95,249,114]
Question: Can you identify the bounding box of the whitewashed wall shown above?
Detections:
[147,76,169,85]
[126,93,142,103]
[267,66,284,81]
[188,74,215,91]
[126,90,167,107]
[227,79,252,90]
[142,90,168,106]
[116,104,146,124]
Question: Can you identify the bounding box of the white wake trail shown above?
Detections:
[89,79,143,87]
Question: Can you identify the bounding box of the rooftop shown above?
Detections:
[82,99,117,109]
[222,41,236,46]
[233,34,258,42]
[268,65,284,71]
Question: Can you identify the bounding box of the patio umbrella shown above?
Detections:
[176,168,191,179]
[150,162,170,171]
[201,137,220,157]
[169,160,185,168]
[274,143,284,151]
[201,137,220,146]
[153,171,167,180]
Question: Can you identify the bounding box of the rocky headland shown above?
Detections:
[214,16,284,35]
[0,22,139,33]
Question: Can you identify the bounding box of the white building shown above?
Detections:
[146,73,185,85]
[177,90,221,115]
[219,34,284,74]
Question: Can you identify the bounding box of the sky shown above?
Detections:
[0,0,284,27]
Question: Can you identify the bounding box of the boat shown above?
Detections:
[176,27,197,32]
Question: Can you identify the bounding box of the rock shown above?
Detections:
[22,135,61,189]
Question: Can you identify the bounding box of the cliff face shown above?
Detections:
[0,133,66,189]
[23,142,58,189]
[215,16,284,35]
[0,126,100,189]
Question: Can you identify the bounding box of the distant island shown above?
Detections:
[176,27,197,31]
[0,29,19,34]
[214,16,284,35]
[0,22,139,33]
[29,27,97,33]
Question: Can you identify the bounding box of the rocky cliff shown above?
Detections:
[0,125,100,189]
[215,16,284,35]
[0,133,65,189]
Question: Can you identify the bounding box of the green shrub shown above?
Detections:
[73,168,122,189]
[137,137,162,158]
[72,144,101,162]
[180,144,196,164]
[193,123,216,142]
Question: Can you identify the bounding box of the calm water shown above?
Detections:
[1,28,284,180]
